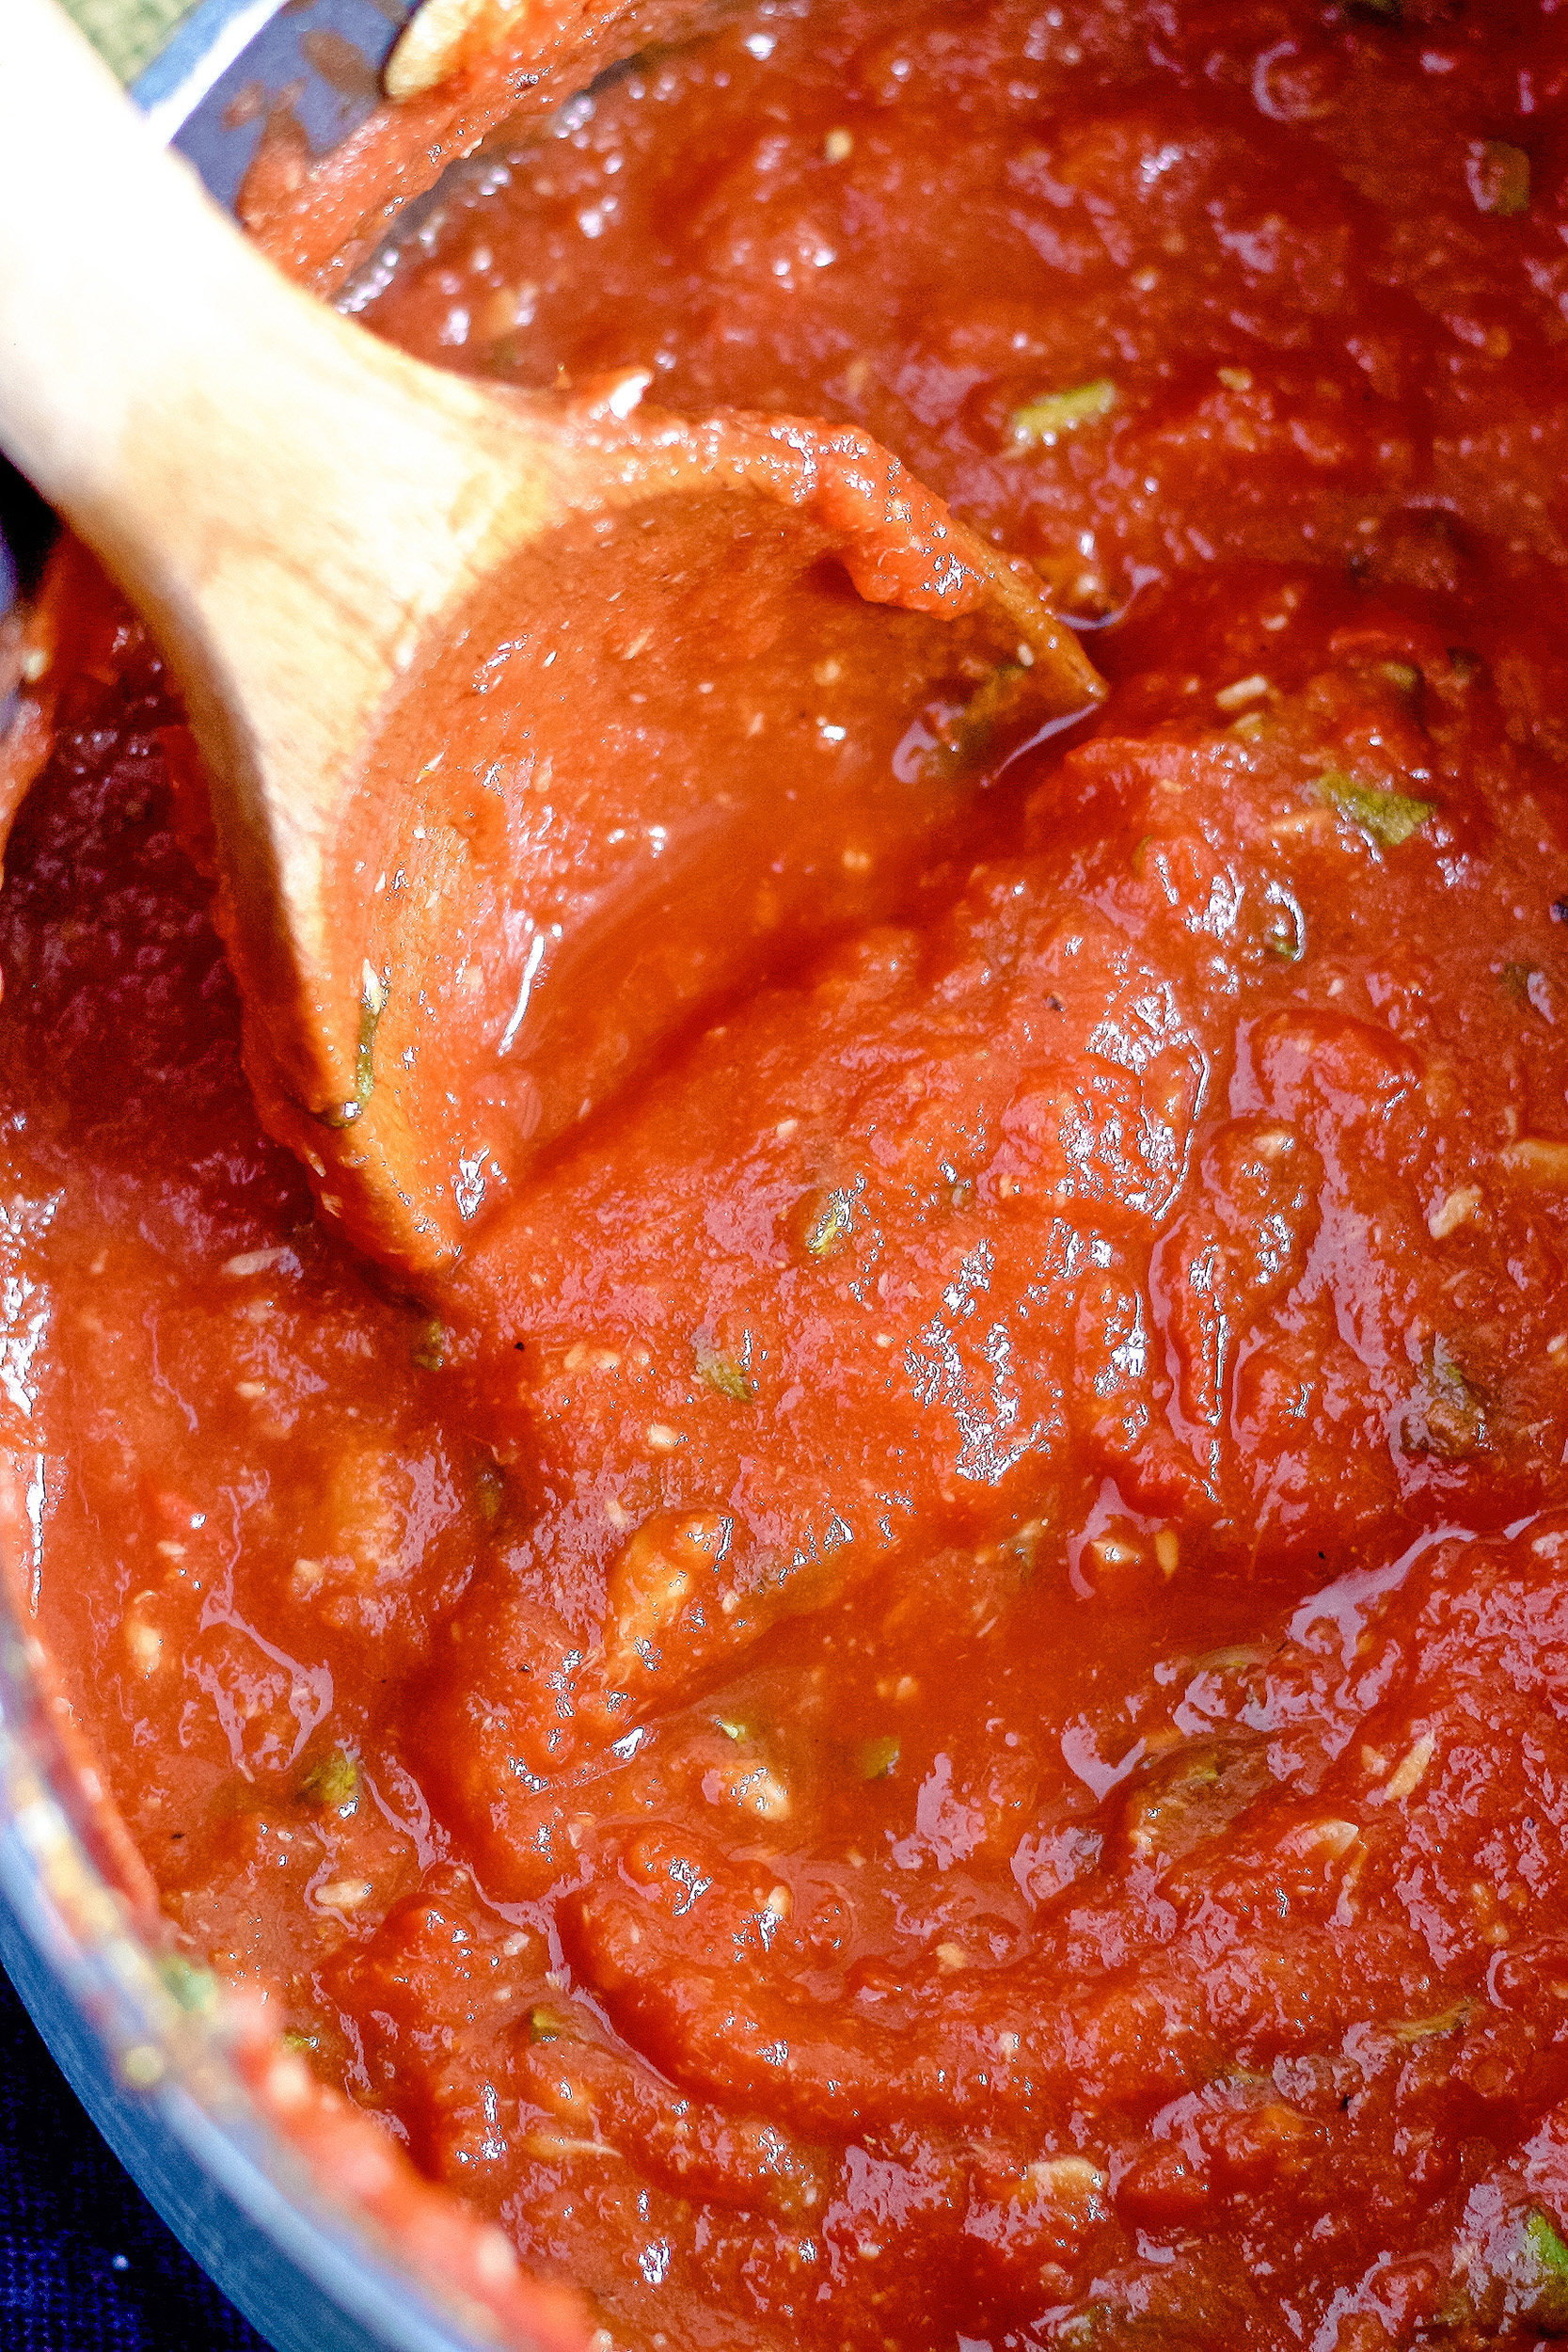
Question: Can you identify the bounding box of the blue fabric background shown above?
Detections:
[0,1963,268,2350]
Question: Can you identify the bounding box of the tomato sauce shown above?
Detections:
[8,1,1568,2345]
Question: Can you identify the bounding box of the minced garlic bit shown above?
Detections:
[124,1616,163,1675]
[1025,2155,1109,2201]
[1428,1184,1481,1238]
[1007,377,1117,449]
[1300,1817,1360,1859]
[314,1876,374,1912]
[824,128,853,162]
[1214,673,1270,712]
[221,1247,295,1278]
[1503,1136,1568,1184]
[1154,1527,1180,1577]
[1375,1733,1435,1804]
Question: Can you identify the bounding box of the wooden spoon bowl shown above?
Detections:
[0,0,1104,1272]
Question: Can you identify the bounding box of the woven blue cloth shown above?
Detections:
[0,1963,268,2350]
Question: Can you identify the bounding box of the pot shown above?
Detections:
[0,8,543,2345]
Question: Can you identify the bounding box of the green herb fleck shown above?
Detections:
[321,968,386,1130]
[1468,138,1530,219]
[299,1749,360,1813]
[160,1955,217,2014]
[1380,660,1421,695]
[412,1315,448,1372]
[1448,646,1483,687]
[529,2005,572,2043]
[694,1333,754,1402]
[802,1187,857,1260]
[1314,770,1435,848]
[1008,378,1117,450]
[854,1734,901,1781]
[716,1714,752,1742]
[282,2028,322,2054]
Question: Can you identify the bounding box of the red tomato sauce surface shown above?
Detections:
[8,2,1568,2345]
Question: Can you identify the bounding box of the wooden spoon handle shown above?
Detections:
[2,0,355,582]
[0,0,533,779]
[0,0,256,523]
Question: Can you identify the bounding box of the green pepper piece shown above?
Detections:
[1520,2211,1568,2330]
[1315,770,1435,848]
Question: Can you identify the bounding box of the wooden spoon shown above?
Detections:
[0,0,1104,1274]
